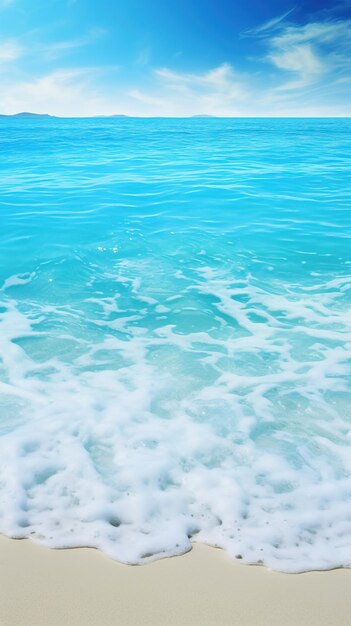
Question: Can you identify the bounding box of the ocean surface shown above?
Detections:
[0,117,350,572]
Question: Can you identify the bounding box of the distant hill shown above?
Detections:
[0,112,54,118]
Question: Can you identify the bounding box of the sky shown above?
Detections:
[0,0,350,116]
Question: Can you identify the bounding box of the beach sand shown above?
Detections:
[0,536,350,626]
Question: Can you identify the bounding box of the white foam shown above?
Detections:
[1,272,36,291]
[0,260,351,572]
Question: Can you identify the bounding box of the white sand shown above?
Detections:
[0,537,350,625]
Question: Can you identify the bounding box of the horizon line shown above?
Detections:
[0,112,350,119]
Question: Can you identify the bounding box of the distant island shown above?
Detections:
[0,112,55,118]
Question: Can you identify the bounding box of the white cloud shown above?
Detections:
[245,8,296,35]
[268,42,325,89]
[42,28,106,60]
[0,69,121,117]
[135,48,151,67]
[0,40,22,62]
[0,29,106,71]
[128,63,247,116]
[266,19,351,89]
[128,89,163,107]
[156,63,242,93]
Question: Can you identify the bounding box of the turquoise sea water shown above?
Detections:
[0,117,350,571]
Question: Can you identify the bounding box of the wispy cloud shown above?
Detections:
[265,19,351,89]
[128,63,247,116]
[156,63,243,93]
[268,41,325,90]
[0,28,106,73]
[0,40,22,62]
[0,68,119,117]
[135,48,151,67]
[128,89,163,107]
[244,8,296,36]
[42,28,106,59]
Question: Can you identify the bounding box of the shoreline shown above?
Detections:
[1,537,351,625]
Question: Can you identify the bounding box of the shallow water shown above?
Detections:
[0,117,350,571]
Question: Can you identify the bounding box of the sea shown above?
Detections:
[0,116,350,572]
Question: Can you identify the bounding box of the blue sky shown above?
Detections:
[0,0,350,116]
